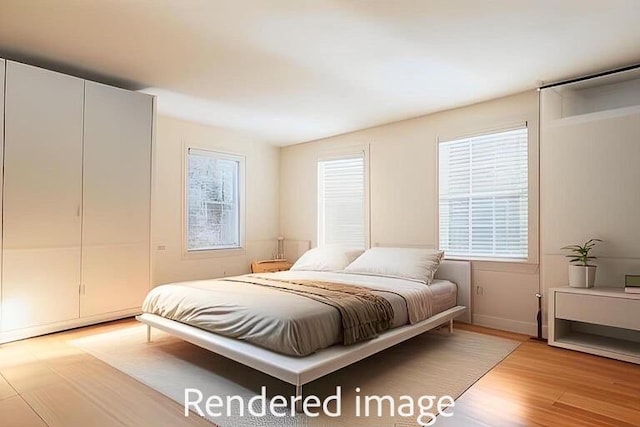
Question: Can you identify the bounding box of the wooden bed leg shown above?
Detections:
[295,384,303,413]
[448,319,454,333]
[147,325,151,343]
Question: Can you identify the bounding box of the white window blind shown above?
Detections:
[318,155,366,249]
[186,149,242,251]
[439,127,528,259]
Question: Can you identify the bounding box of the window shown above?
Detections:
[439,127,528,259]
[186,148,244,251]
[317,154,366,249]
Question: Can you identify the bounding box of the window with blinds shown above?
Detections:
[317,155,366,249]
[186,149,244,251]
[439,127,528,259]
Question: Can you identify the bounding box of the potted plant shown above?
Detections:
[561,238,602,288]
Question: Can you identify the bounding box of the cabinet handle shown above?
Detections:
[77,205,81,217]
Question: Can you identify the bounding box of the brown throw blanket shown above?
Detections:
[222,276,395,346]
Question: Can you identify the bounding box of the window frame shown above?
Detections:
[182,145,246,259]
[436,124,530,262]
[316,147,370,249]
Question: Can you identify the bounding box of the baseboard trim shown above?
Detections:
[473,314,538,336]
[0,308,141,344]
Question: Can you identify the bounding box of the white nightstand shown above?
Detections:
[548,287,640,364]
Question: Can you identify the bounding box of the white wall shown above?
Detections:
[152,116,280,286]
[280,91,540,335]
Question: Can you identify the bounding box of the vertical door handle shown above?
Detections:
[77,205,81,217]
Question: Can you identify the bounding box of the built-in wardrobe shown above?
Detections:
[0,59,154,343]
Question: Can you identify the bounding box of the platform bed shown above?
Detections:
[136,259,471,404]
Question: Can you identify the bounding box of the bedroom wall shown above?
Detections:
[279,91,540,335]
[152,116,280,286]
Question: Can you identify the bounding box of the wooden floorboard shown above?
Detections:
[0,373,17,401]
[22,381,126,427]
[0,395,48,427]
[0,319,639,426]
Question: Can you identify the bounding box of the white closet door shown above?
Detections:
[81,81,152,317]
[0,59,4,332]
[2,62,83,331]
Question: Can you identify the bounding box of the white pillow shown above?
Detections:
[344,247,444,284]
[290,247,364,272]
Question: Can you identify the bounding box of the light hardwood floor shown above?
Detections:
[0,320,638,427]
[454,323,640,427]
[0,320,212,427]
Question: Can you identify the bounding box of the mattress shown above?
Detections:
[142,271,457,356]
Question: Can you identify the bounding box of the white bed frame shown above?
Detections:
[136,260,471,403]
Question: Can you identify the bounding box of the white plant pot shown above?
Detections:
[568,265,596,288]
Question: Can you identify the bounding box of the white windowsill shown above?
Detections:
[444,255,539,274]
[445,255,530,264]
[182,247,246,260]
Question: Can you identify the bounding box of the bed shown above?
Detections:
[137,250,470,403]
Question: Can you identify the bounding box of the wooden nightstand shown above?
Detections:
[251,259,293,273]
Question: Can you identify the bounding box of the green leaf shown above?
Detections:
[584,239,602,248]
[562,239,601,256]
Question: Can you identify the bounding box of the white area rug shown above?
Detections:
[72,324,519,427]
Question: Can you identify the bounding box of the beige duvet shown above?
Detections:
[142,270,457,356]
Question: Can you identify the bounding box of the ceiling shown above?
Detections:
[0,1,639,146]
